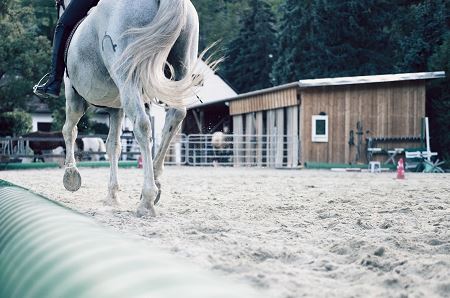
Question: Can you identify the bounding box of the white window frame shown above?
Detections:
[312,115,328,142]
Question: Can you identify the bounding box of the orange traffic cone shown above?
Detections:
[137,155,143,168]
[396,158,405,179]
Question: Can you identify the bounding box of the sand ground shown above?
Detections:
[1,167,449,298]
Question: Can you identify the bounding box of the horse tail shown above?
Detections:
[115,0,204,108]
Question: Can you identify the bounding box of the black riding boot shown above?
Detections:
[33,23,68,99]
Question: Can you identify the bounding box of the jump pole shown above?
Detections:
[0,180,258,298]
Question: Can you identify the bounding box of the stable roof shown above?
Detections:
[298,71,445,88]
[187,71,446,109]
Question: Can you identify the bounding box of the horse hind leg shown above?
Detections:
[153,106,186,204]
[62,83,87,192]
[120,87,158,217]
[104,108,124,206]
[152,29,196,203]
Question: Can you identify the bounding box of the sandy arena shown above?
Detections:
[1,167,449,297]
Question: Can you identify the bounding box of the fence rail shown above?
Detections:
[184,134,299,168]
[1,133,300,168]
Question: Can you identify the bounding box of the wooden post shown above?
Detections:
[275,109,284,168]
[267,110,276,167]
[344,90,351,164]
[175,141,181,165]
[233,115,243,167]
[255,112,263,167]
[245,113,255,166]
[287,106,299,168]
[299,100,303,165]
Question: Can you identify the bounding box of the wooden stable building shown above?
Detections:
[190,71,445,167]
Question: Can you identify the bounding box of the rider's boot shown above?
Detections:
[33,23,68,99]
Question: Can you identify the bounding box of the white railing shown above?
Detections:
[182,134,299,168]
[1,134,300,168]
[163,134,188,165]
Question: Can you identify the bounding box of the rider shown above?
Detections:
[34,0,100,99]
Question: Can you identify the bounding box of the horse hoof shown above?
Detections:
[136,206,156,218]
[103,198,120,207]
[63,167,81,192]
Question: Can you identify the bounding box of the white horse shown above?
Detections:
[78,137,107,161]
[61,0,207,217]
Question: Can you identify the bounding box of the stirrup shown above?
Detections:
[33,72,61,99]
[33,73,51,98]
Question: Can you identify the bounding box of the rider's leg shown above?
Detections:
[33,22,68,98]
[33,0,100,98]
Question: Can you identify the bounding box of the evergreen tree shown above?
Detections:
[273,0,396,82]
[191,0,249,51]
[427,33,450,162]
[221,0,277,93]
[393,0,448,72]
[191,0,282,51]
[272,0,315,84]
[391,0,449,163]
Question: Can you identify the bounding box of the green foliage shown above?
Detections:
[191,0,281,51]
[221,0,277,93]
[74,111,109,135]
[50,105,66,131]
[21,0,58,40]
[0,0,12,15]
[90,121,109,135]
[271,0,309,84]
[0,110,32,136]
[272,0,396,83]
[0,0,52,113]
[192,0,249,51]
[393,0,448,72]
[427,33,450,163]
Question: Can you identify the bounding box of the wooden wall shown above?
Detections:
[300,81,426,164]
[229,87,298,115]
[232,106,299,168]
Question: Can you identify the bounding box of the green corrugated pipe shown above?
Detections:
[0,181,258,298]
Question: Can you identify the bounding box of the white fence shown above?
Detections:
[182,134,299,168]
[162,134,299,168]
[1,134,300,168]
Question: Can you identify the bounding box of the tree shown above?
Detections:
[0,110,32,137]
[191,0,249,51]
[272,0,312,84]
[427,33,450,163]
[221,0,277,93]
[391,0,449,163]
[393,0,448,72]
[0,0,51,113]
[273,0,397,83]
